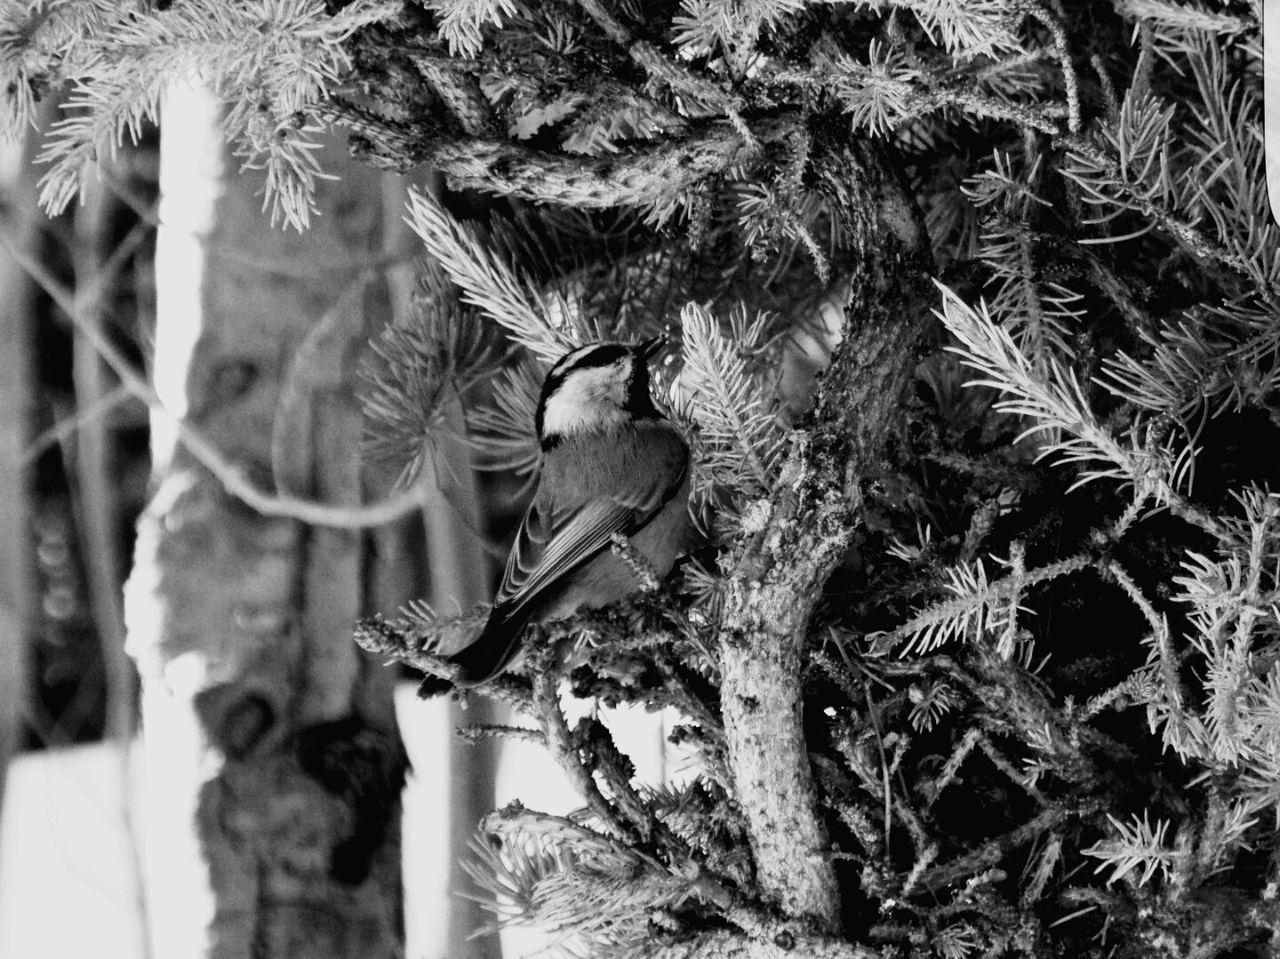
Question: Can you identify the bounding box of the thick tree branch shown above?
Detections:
[332,105,797,209]
[715,138,934,931]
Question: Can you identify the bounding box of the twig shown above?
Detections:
[577,714,696,861]
[532,669,637,842]
[21,383,139,465]
[456,723,545,747]
[101,168,420,281]
[978,734,1048,806]
[1091,54,1119,120]
[920,803,1094,892]
[1102,559,1165,635]
[922,726,982,813]
[610,532,661,591]
[1021,1,1081,133]
[717,906,881,959]
[885,553,1092,655]
[776,66,1064,136]
[2,233,425,530]
[575,0,755,147]
[1058,135,1260,288]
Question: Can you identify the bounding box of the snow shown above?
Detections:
[0,685,684,959]
[0,741,148,959]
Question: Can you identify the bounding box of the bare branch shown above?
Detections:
[2,232,424,529]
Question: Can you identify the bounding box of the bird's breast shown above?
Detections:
[538,421,688,508]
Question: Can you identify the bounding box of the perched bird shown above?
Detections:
[443,338,690,687]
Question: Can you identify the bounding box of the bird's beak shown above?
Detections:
[637,335,666,361]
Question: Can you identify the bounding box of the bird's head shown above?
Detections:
[536,338,664,448]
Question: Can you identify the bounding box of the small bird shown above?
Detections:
[443,338,691,687]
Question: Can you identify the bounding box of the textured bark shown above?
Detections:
[716,140,933,930]
[124,85,405,959]
[0,130,39,838]
[343,109,798,210]
[676,927,879,959]
[424,123,761,207]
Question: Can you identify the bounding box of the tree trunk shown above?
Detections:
[124,83,406,959]
[0,128,38,848]
[716,141,934,933]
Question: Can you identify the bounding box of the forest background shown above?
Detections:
[1,1,1279,958]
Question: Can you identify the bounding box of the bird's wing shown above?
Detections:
[493,454,687,615]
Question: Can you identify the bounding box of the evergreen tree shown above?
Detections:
[9,0,1280,956]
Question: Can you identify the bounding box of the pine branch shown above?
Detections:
[463,360,543,477]
[416,114,798,214]
[935,282,1199,500]
[532,667,648,846]
[1103,303,1280,475]
[963,152,1084,363]
[780,61,1063,138]
[423,0,518,57]
[1082,812,1176,887]
[1059,127,1261,288]
[575,0,744,118]
[0,0,120,135]
[467,802,690,955]
[1018,1,1080,133]
[854,0,1024,59]
[404,187,580,361]
[923,803,1090,892]
[27,0,398,228]
[1115,0,1255,38]
[882,553,1091,656]
[360,268,506,485]
[679,302,786,503]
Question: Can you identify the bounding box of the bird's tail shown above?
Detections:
[446,602,533,687]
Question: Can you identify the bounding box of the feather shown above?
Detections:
[450,422,687,686]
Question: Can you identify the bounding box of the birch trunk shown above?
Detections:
[124,85,405,959]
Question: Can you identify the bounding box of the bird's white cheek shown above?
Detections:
[541,383,627,435]
[541,392,589,435]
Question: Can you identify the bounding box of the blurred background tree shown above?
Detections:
[3,2,1280,959]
